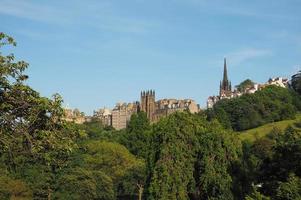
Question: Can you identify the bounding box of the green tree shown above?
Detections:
[291,71,301,95]
[236,79,255,93]
[197,121,241,200]
[276,174,301,200]
[146,112,241,200]
[245,187,270,200]
[55,168,114,200]
[122,112,151,158]
[210,86,300,131]
[0,168,32,200]
[147,112,200,200]
[260,126,301,197]
[0,33,76,198]
[78,140,146,198]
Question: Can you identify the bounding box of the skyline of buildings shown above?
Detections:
[64,58,290,129]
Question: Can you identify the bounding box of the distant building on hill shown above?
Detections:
[266,77,289,88]
[206,58,289,109]
[92,91,199,130]
[219,58,232,98]
[111,102,139,130]
[93,108,112,127]
[63,108,86,124]
[140,90,200,122]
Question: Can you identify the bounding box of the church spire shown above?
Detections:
[223,57,228,82]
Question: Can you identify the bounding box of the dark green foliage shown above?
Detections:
[208,86,301,131]
[245,187,270,200]
[259,126,301,197]
[147,112,200,200]
[55,168,115,200]
[0,33,76,199]
[276,174,301,200]
[236,79,255,93]
[146,112,241,200]
[0,167,32,200]
[56,140,146,199]
[121,112,151,158]
[291,71,301,95]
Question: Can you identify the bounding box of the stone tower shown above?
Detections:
[140,90,156,121]
[219,58,232,97]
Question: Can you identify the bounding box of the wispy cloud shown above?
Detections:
[0,0,71,24]
[0,0,159,34]
[175,0,300,21]
[225,48,273,66]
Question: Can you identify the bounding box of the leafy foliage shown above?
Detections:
[207,85,301,131]
[236,79,255,93]
[146,112,241,200]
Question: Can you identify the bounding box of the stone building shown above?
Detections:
[140,90,200,122]
[93,108,112,127]
[140,90,156,122]
[267,77,289,88]
[219,58,232,98]
[63,108,86,124]
[111,102,139,130]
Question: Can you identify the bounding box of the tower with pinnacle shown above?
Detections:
[140,90,156,121]
[219,58,232,97]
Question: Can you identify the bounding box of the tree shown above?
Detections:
[76,140,146,198]
[147,112,200,200]
[209,86,300,131]
[245,187,270,200]
[121,112,151,158]
[119,160,146,200]
[0,33,76,198]
[0,168,32,200]
[276,174,301,200]
[291,71,301,95]
[146,112,241,200]
[236,79,255,93]
[55,168,114,200]
[196,121,241,200]
[259,126,301,197]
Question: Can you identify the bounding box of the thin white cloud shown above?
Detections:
[225,48,273,66]
[0,0,71,24]
[175,0,300,21]
[0,0,160,34]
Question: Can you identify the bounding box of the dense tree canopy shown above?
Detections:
[207,85,301,131]
[146,112,241,200]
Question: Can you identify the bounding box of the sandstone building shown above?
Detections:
[93,108,112,127]
[111,102,139,130]
[140,90,199,122]
[92,91,199,130]
[63,108,87,124]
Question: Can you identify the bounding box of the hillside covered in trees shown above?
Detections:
[1,33,301,200]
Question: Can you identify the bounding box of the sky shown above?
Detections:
[1,0,301,115]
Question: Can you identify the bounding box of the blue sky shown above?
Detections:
[1,0,300,114]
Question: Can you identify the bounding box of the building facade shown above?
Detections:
[111,102,139,130]
[63,108,86,124]
[93,108,112,127]
[140,90,200,122]
[219,58,232,98]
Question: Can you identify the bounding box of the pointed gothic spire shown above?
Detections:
[223,57,228,82]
